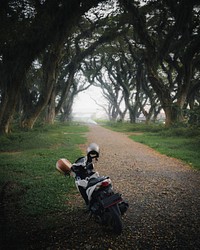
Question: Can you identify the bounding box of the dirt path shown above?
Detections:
[2,125,200,250]
[76,124,200,250]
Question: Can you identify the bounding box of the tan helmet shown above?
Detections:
[56,158,72,175]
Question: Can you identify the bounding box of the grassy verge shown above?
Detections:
[104,122,200,170]
[0,122,88,247]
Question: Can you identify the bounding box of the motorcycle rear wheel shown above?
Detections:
[104,205,122,235]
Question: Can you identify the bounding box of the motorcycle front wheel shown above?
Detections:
[104,205,122,235]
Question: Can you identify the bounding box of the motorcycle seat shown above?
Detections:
[87,176,108,188]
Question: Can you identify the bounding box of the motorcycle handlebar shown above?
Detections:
[71,161,94,173]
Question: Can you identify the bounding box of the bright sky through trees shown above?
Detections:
[72,86,107,118]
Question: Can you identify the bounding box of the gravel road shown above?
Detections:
[55,124,200,250]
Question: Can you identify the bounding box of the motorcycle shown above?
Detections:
[56,143,129,234]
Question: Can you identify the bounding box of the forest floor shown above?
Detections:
[2,124,200,250]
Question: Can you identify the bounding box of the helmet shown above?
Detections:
[56,158,72,175]
[87,143,100,159]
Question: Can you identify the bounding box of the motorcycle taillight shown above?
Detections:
[101,180,110,187]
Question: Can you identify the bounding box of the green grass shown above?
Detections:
[0,122,88,245]
[104,122,200,170]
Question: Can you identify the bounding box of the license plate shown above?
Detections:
[101,193,122,208]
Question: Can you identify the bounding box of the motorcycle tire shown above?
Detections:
[105,205,123,235]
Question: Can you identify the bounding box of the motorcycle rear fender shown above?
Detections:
[86,178,112,201]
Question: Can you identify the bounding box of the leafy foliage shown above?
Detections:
[0,0,200,134]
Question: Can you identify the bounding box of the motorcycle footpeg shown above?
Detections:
[101,193,123,208]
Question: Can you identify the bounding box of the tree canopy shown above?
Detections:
[0,0,200,133]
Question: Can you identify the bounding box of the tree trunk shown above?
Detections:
[20,44,61,129]
[60,98,73,122]
[45,88,56,124]
[0,64,27,134]
[129,110,136,123]
[0,92,17,134]
[164,105,179,127]
[21,90,55,129]
[21,116,39,130]
[55,70,76,116]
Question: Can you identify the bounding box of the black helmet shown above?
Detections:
[87,143,100,159]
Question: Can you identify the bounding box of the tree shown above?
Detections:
[81,53,127,121]
[20,41,65,128]
[59,74,92,122]
[0,0,106,133]
[2,0,200,130]
[119,0,200,126]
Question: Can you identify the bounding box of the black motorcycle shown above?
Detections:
[57,143,129,234]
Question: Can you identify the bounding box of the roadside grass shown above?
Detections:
[0,122,88,246]
[104,122,200,170]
